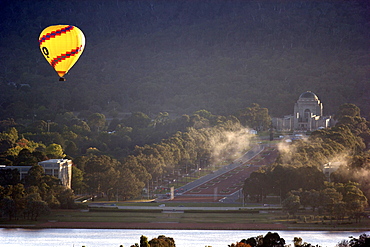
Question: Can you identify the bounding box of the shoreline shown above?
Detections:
[1,221,369,232]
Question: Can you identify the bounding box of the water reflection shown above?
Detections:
[1,228,368,247]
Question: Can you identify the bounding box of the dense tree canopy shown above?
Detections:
[243,102,370,221]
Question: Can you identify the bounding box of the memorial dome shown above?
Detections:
[299,91,318,100]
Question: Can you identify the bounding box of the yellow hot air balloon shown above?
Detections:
[39,25,85,81]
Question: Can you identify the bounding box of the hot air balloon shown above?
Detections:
[39,25,85,81]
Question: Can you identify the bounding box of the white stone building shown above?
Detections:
[272,91,335,132]
[39,159,73,189]
[0,159,73,189]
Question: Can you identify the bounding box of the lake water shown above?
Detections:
[1,228,369,247]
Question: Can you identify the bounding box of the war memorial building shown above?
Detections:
[272,91,335,132]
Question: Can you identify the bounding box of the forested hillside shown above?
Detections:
[0,0,369,119]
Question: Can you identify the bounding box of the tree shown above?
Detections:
[122,155,152,187]
[269,165,293,199]
[45,143,65,159]
[0,168,20,186]
[261,232,285,247]
[27,120,48,133]
[229,243,251,247]
[84,155,121,197]
[32,150,48,162]
[45,194,60,209]
[55,112,77,126]
[333,201,347,222]
[0,196,16,220]
[140,235,150,247]
[55,187,75,209]
[134,145,166,180]
[88,113,106,132]
[321,187,343,220]
[24,164,44,187]
[336,182,368,222]
[238,103,271,131]
[153,112,169,127]
[71,166,86,194]
[117,167,145,201]
[293,237,302,247]
[239,237,257,247]
[123,112,151,129]
[0,127,18,143]
[0,184,26,220]
[148,235,176,247]
[6,138,44,156]
[337,234,370,247]
[243,170,270,203]
[296,166,326,191]
[10,183,26,202]
[71,120,91,135]
[335,103,361,121]
[0,140,13,156]
[282,193,301,217]
[64,140,79,157]
[15,148,38,166]
[73,155,89,172]
[24,193,50,220]
[305,189,321,212]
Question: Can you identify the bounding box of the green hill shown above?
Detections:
[0,0,369,119]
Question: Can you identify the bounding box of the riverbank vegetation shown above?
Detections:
[89,232,370,247]
[228,232,370,247]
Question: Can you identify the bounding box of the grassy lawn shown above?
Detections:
[1,206,369,230]
[45,207,370,228]
[37,208,278,224]
[4,193,369,230]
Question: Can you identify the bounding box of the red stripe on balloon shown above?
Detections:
[50,46,83,68]
[39,25,74,45]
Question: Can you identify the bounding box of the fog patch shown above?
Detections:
[208,126,254,165]
[277,137,352,168]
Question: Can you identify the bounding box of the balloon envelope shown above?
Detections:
[39,25,85,80]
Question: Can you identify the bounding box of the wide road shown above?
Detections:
[172,144,278,202]
[176,145,264,193]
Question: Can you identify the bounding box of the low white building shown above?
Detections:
[39,159,73,189]
[0,159,73,189]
